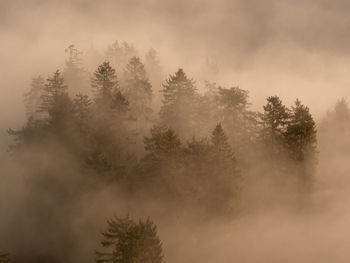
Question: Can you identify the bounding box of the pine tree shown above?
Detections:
[259,96,290,156]
[39,70,68,115]
[206,124,240,214]
[88,62,132,177]
[63,44,89,96]
[145,49,161,75]
[144,125,182,157]
[211,123,234,160]
[92,61,119,105]
[137,125,183,196]
[122,57,153,122]
[284,99,317,183]
[319,98,350,152]
[106,40,138,75]
[111,91,130,116]
[145,48,163,106]
[160,69,198,137]
[334,98,350,122]
[96,216,164,263]
[24,76,45,119]
[214,86,257,154]
[74,93,92,127]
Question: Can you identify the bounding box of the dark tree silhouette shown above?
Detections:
[259,96,290,158]
[284,99,318,183]
[96,216,164,263]
[160,69,198,137]
[92,61,119,105]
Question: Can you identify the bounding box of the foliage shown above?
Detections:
[160,69,198,137]
[96,216,164,263]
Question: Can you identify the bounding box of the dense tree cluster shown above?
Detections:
[10,41,319,207]
[6,41,320,262]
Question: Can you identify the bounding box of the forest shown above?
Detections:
[1,36,350,262]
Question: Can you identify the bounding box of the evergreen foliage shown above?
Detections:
[122,57,153,122]
[6,40,322,261]
[160,69,198,137]
[96,216,164,263]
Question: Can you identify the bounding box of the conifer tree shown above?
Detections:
[106,41,139,76]
[122,57,153,122]
[74,93,92,127]
[259,96,290,156]
[89,62,131,176]
[211,123,234,160]
[96,216,164,263]
[334,98,350,122]
[111,91,130,116]
[24,76,45,119]
[160,69,198,137]
[214,86,257,153]
[145,48,163,105]
[284,99,317,183]
[145,48,161,75]
[206,124,240,214]
[8,73,71,151]
[144,125,182,157]
[137,125,183,196]
[63,44,89,95]
[39,70,68,114]
[92,61,119,106]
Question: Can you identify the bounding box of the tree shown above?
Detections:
[144,125,181,157]
[319,98,350,153]
[136,125,184,196]
[183,124,240,215]
[284,99,317,183]
[211,123,234,160]
[96,216,164,263]
[111,91,130,116]
[106,40,139,76]
[92,61,119,105]
[334,98,350,123]
[145,48,163,106]
[214,86,257,154]
[145,49,161,76]
[9,71,73,152]
[88,62,133,177]
[24,76,45,119]
[159,69,198,137]
[63,44,89,95]
[259,96,290,156]
[39,70,68,115]
[74,93,92,128]
[122,57,153,123]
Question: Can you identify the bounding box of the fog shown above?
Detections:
[1,0,350,262]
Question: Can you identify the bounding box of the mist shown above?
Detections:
[2,0,350,262]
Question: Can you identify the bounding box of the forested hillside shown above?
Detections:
[1,41,325,262]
